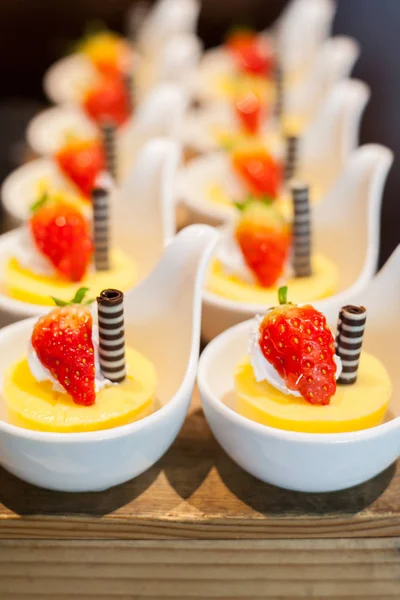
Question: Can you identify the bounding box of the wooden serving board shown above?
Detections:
[0,390,399,598]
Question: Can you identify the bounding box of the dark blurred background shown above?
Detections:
[0,0,398,266]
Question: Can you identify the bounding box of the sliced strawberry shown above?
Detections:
[226,30,273,76]
[258,287,337,405]
[55,139,105,198]
[83,74,130,127]
[30,200,93,282]
[235,91,263,134]
[233,149,282,198]
[235,200,291,287]
[32,303,96,405]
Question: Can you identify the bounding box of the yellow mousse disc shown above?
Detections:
[3,346,157,433]
[6,249,137,306]
[207,184,321,217]
[234,353,391,434]
[215,74,274,103]
[207,254,338,304]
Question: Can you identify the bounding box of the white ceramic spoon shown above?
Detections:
[285,36,360,125]
[272,0,336,80]
[0,224,218,492]
[139,33,202,99]
[137,0,200,58]
[198,243,400,493]
[4,85,188,226]
[43,0,200,106]
[178,79,370,227]
[194,0,336,107]
[201,144,393,341]
[182,36,359,157]
[0,138,181,325]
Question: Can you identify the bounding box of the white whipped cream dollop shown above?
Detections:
[248,315,342,397]
[14,226,56,277]
[28,305,114,394]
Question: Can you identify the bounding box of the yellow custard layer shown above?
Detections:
[234,353,391,433]
[6,249,137,306]
[207,184,321,216]
[207,254,338,304]
[4,346,157,433]
[215,74,274,103]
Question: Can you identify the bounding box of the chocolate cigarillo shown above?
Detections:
[100,120,117,181]
[92,187,110,272]
[97,289,126,383]
[284,134,298,182]
[335,305,367,385]
[291,181,312,277]
[274,61,284,122]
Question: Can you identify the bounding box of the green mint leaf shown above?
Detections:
[71,287,90,305]
[278,286,288,305]
[30,192,48,213]
[51,297,69,307]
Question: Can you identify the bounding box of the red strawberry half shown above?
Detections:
[235,92,263,134]
[55,139,105,198]
[32,300,96,406]
[235,200,291,287]
[226,30,274,76]
[83,74,130,127]
[233,148,282,198]
[258,287,337,405]
[30,199,93,282]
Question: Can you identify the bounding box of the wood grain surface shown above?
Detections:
[0,539,399,598]
[0,391,398,541]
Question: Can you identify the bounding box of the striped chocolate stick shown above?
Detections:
[335,305,367,385]
[123,68,135,114]
[291,181,312,277]
[284,134,298,182]
[100,120,117,181]
[92,186,110,271]
[97,289,126,383]
[274,61,284,122]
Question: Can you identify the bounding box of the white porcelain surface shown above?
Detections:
[137,0,200,58]
[273,0,336,78]
[44,53,99,106]
[201,144,393,340]
[27,105,97,156]
[0,224,218,492]
[140,33,202,97]
[119,83,189,176]
[198,244,400,492]
[0,138,181,325]
[178,79,370,228]
[285,36,360,125]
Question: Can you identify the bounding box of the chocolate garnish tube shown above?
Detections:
[335,305,367,385]
[123,69,135,114]
[97,289,126,383]
[291,181,312,277]
[92,187,110,272]
[284,134,298,182]
[100,120,117,181]
[274,61,284,122]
